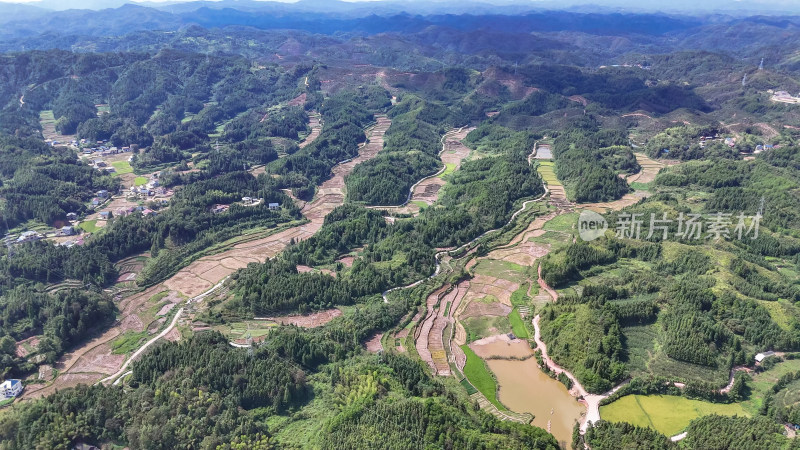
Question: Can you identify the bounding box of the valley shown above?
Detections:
[3,3,800,449]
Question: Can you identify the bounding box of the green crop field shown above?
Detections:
[507,309,529,338]
[111,161,134,175]
[529,230,571,246]
[510,283,532,306]
[111,331,148,355]
[472,259,526,283]
[461,345,505,410]
[536,162,560,185]
[134,176,148,186]
[543,212,578,232]
[600,394,749,436]
[79,220,99,232]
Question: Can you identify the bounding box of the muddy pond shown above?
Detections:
[471,337,585,447]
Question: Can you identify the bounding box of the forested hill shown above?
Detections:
[3,4,800,449]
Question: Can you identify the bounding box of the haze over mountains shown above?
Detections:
[3,0,800,15]
[0,0,799,74]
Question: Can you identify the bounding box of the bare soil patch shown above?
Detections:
[163,327,182,342]
[460,301,512,320]
[71,345,126,375]
[120,314,144,333]
[15,336,40,358]
[287,92,307,107]
[298,113,322,149]
[469,334,530,359]
[156,302,176,317]
[364,333,383,353]
[25,373,100,399]
[464,274,519,306]
[116,272,137,283]
[336,255,355,267]
[38,364,54,381]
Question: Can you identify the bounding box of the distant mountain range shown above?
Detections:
[0,3,707,39]
[0,0,799,70]
[7,0,800,15]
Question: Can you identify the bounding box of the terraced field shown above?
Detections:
[24,115,390,396]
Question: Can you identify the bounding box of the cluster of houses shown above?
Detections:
[1,379,22,401]
[754,144,777,154]
[241,197,278,208]
[698,134,779,154]
[128,173,168,199]
[697,134,726,148]
[3,212,84,249]
[79,140,133,156]
[14,230,43,244]
[210,198,280,214]
[91,190,111,207]
[101,206,158,220]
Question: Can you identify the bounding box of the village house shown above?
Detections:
[91,197,102,206]
[56,226,75,237]
[242,196,253,204]
[755,351,776,363]
[16,231,43,243]
[268,202,280,210]
[66,212,78,221]
[96,190,109,199]
[1,379,22,399]
[212,204,229,214]
[99,211,111,220]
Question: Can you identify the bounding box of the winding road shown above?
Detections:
[99,308,184,384]
[381,148,550,303]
